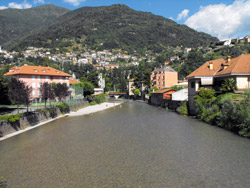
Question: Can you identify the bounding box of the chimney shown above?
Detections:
[209,62,213,70]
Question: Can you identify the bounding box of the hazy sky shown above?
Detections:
[1,0,250,40]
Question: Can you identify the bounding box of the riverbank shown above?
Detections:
[0,114,68,141]
[0,101,123,141]
[69,102,123,116]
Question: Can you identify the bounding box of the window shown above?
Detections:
[38,83,40,88]
[38,90,40,96]
[32,75,36,80]
[32,90,35,96]
[46,76,49,80]
[37,76,40,80]
[191,81,195,88]
[32,83,36,88]
[60,77,62,81]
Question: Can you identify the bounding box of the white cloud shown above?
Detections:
[185,0,250,40]
[0,6,8,10]
[63,0,86,6]
[8,1,32,9]
[177,9,189,20]
[34,0,45,4]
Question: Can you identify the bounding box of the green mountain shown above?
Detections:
[5,4,218,52]
[0,4,70,46]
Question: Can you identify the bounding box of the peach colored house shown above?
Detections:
[151,66,178,89]
[186,54,250,114]
[5,65,71,99]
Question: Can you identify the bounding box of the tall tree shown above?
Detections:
[8,77,30,113]
[53,83,69,101]
[40,82,55,107]
[22,85,32,112]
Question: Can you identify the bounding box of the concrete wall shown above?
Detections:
[188,79,200,115]
[0,101,88,137]
[150,93,164,106]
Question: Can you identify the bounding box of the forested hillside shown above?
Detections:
[0,4,70,46]
[6,4,218,52]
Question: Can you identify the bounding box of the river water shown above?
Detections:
[0,101,250,187]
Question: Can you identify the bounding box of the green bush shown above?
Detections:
[47,107,57,117]
[89,101,97,105]
[91,94,106,104]
[0,115,8,121]
[56,103,69,110]
[194,88,250,138]
[0,114,23,123]
[177,102,188,115]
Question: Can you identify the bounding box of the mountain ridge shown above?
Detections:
[0,4,70,46]
[3,4,218,52]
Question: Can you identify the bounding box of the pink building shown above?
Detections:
[151,66,178,89]
[4,65,71,99]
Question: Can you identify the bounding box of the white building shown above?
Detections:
[98,73,105,89]
[78,58,88,64]
[172,88,188,101]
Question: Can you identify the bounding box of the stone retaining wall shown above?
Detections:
[0,101,88,137]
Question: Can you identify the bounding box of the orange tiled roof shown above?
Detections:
[187,54,250,79]
[4,65,71,77]
[215,54,250,76]
[186,59,225,78]
[152,88,175,94]
[69,79,80,84]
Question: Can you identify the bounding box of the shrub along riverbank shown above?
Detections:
[0,101,88,137]
[194,88,250,138]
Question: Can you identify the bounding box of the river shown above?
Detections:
[0,101,250,187]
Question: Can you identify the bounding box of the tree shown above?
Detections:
[81,81,94,97]
[8,77,31,113]
[40,82,55,107]
[53,83,69,101]
[149,86,159,95]
[22,85,32,112]
[220,78,237,93]
[87,71,99,87]
[194,88,217,120]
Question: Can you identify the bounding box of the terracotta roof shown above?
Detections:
[187,54,250,79]
[152,66,176,73]
[69,79,80,84]
[215,54,250,76]
[5,65,71,77]
[152,88,175,94]
[186,59,225,78]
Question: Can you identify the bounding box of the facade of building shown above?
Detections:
[186,54,250,114]
[150,88,176,106]
[4,65,71,99]
[127,78,136,97]
[151,66,178,89]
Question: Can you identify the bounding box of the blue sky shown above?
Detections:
[1,0,249,40]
